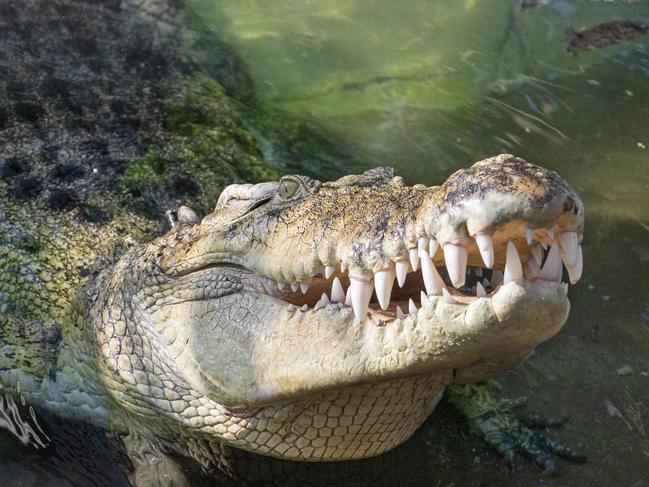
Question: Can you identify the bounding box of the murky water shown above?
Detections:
[2,0,649,485]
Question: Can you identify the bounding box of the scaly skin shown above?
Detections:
[74,154,584,472]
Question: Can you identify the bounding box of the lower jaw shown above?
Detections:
[219,373,450,462]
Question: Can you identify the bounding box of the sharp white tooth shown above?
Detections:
[558,231,578,267]
[345,286,352,306]
[291,282,299,292]
[530,242,543,266]
[442,288,459,304]
[409,247,419,271]
[395,260,409,287]
[324,265,335,279]
[287,304,296,312]
[408,298,417,315]
[331,277,345,303]
[504,241,523,284]
[374,265,395,311]
[418,237,429,257]
[562,282,569,295]
[396,305,405,319]
[476,281,487,297]
[538,243,562,282]
[567,245,583,284]
[277,282,287,291]
[420,291,429,306]
[314,293,330,311]
[349,275,373,322]
[300,282,310,294]
[301,304,308,312]
[420,248,445,295]
[524,256,540,279]
[429,238,439,257]
[526,227,535,245]
[474,233,494,269]
[443,244,468,287]
[546,226,554,241]
[491,270,503,287]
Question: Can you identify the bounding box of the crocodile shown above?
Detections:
[2,149,585,483]
[0,0,587,485]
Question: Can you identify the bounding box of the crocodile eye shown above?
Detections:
[278,179,300,199]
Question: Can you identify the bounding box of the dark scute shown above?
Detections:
[48,189,79,211]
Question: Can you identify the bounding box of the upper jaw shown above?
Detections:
[244,155,584,324]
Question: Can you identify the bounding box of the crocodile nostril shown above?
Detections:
[563,197,575,213]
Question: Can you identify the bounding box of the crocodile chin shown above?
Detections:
[91,154,584,462]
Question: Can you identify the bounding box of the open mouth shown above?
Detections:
[252,218,583,323]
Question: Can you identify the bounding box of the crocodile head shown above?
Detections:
[91,154,584,462]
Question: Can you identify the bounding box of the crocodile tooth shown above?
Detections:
[476,281,487,297]
[396,305,405,319]
[546,226,554,241]
[526,227,535,245]
[474,233,494,269]
[523,256,540,279]
[345,286,352,306]
[277,282,287,291]
[417,237,429,257]
[538,243,562,282]
[504,241,523,284]
[420,291,429,306]
[291,282,299,292]
[315,293,330,311]
[558,231,578,267]
[300,282,310,294]
[408,298,417,315]
[331,277,345,303]
[395,260,408,287]
[443,244,468,288]
[301,304,308,312]
[408,248,419,272]
[429,238,440,257]
[562,282,569,295]
[349,275,373,322]
[324,265,335,279]
[374,265,395,311]
[420,248,444,295]
[491,270,503,287]
[287,304,296,312]
[442,288,459,304]
[566,245,583,284]
[530,241,543,265]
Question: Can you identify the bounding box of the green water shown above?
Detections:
[184,0,649,484]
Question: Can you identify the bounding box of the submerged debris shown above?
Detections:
[567,20,649,54]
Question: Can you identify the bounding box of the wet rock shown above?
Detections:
[616,365,634,376]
